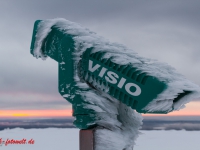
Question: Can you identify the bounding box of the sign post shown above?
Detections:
[30,18,200,150]
[80,129,94,150]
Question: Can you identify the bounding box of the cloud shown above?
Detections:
[0,91,70,110]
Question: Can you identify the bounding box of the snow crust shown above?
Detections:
[32,18,144,149]
[32,18,200,113]
[31,18,200,149]
[74,90,143,149]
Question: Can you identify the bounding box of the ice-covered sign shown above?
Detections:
[30,18,200,149]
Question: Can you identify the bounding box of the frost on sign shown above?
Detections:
[30,18,200,129]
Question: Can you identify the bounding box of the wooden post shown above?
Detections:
[80,129,94,150]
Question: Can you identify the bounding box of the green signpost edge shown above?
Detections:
[30,20,174,129]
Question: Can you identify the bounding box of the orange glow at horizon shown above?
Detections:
[0,109,72,118]
[143,101,200,117]
[0,102,199,118]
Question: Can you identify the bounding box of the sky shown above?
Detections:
[0,0,200,118]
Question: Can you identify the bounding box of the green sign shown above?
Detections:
[79,48,167,113]
[31,19,196,129]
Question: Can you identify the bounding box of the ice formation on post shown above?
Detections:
[30,18,200,150]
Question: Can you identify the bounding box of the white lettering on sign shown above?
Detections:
[125,83,141,96]
[98,67,107,77]
[105,71,119,84]
[89,60,100,72]
[117,77,126,88]
[88,60,142,97]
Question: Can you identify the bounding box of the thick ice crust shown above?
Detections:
[31,18,200,149]
[32,18,200,113]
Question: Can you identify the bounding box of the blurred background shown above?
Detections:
[0,0,200,130]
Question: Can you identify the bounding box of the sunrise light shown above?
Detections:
[0,109,72,118]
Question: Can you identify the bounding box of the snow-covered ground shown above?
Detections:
[0,128,200,150]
